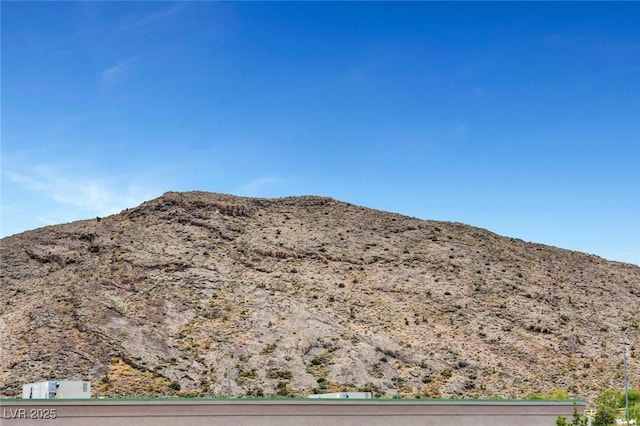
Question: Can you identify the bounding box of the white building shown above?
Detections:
[22,380,91,399]
[307,392,372,399]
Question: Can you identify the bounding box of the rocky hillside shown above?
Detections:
[1,191,638,401]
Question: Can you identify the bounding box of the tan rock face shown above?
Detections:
[1,191,638,401]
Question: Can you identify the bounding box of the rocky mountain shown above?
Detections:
[1,191,638,401]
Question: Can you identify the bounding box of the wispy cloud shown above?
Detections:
[99,58,136,88]
[4,171,44,191]
[5,164,159,218]
[117,3,186,34]
[236,177,282,197]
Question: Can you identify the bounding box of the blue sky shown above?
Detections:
[2,2,639,265]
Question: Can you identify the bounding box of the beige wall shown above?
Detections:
[0,399,585,426]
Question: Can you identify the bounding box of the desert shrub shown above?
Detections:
[268,370,292,380]
[262,343,277,354]
[311,355,327,366]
